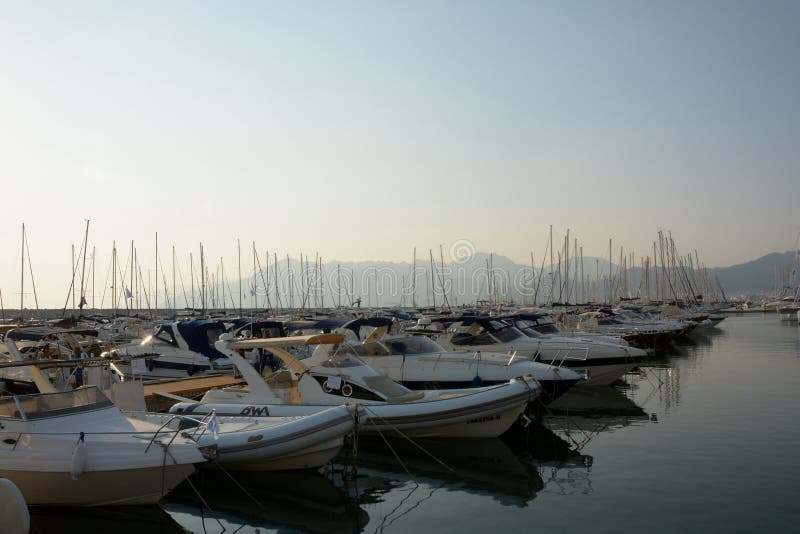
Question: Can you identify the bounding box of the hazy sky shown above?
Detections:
[1,1,799,307]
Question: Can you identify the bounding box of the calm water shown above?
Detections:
[29,314,800,533]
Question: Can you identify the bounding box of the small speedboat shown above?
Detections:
[128,404,359,471]
[0,386,205,506]
[432,317,648,386]
[106,320,233,379]
[345,334,584,404]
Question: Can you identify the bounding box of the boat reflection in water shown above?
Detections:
[29,505,186,533]
[330,437,545,508]
[538,384,651,448]
[158,387,654,532]
[162,470,369,534]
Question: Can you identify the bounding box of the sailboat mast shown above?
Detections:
[200,243,205,314]
[92,246,96,310]
[172,246,176,313]
[429,249,436,309]
[412,247,417,308]
[549,225,554,304]
[20,223,25,314]
[155,232,158,311]
[238,238,242,314]
[252,242,258,312]
[190,253,195,309]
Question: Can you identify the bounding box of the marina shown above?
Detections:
[0,312,793,532]
[4,3,800,532]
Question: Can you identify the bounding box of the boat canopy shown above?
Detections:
[285,317,393,339]
[228,318,287,339]
[5,326,99,342]
[175,320,228,359]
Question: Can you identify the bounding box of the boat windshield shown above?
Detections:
[321,346,373,368]
[534,323,560,334]
[487,321,526,342]
[0,387,114,420]
[384,336,446,355]
[510,320,546,338]
[153,326,178,346]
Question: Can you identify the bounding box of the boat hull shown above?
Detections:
[172,380,538,439]
[0,464,195,506]
[131,407,356,471]
[565,362,641,386]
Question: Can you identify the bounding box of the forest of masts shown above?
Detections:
[4,223,728,319]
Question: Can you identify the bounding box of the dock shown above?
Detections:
[142,374,245,411]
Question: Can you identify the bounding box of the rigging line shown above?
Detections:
[362,406,456,474]
[363,407,413,479]
[212,458,265,510]
[79,220,90,305]
[381,482,442,532]
[223,271,238,314]
[136,262,153,313]
[375,482,423,534]
[23,228,40,313]
[157,252,172,310]
[175,251,190,309]
[114,245,133,313]
[99,255,113,312]
[254,250,271,309]
[184,475,226,533]
[60,230,90,316]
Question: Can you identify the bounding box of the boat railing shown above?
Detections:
[552,347,590,368]
[507,350,518,366]
[0,427,191,453]
[144,414,210,453]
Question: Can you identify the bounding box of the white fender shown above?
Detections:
[0,478,29,534]
[70,434,87,480]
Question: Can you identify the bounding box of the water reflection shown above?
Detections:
[30,505,186,533]
[163,470,368,533]
[156,325,735,532]
[330,437,544,508]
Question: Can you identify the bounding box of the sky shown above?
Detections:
[1,0,799,307]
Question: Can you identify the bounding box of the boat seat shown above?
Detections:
[385,390,426,403]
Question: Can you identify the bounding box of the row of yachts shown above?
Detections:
[0,305,722,517]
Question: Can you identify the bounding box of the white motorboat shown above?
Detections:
[0,386,205,506]
[0,329,206,506]
[107,320,233,379]
[128,403,358,471]
[498,313,630,346]
[433,317,648,386]
[3,325,358,474]
[343,334,584,404]
[572,310,686,348]
[170,334,540,439]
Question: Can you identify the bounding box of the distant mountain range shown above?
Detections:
[11,250,794,312]
[709,251,797,295]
